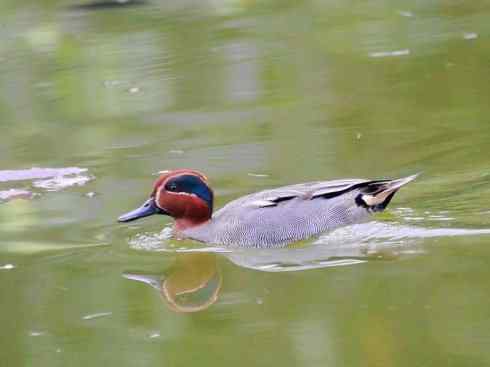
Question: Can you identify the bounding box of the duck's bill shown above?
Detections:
[118,198,168,223]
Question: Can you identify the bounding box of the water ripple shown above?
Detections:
[0,167,94,202]
[126,220,490,272]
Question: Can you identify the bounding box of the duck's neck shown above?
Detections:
[172,198,212,232]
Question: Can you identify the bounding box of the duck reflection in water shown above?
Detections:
[123,253,221,313]
[122,236,403,313]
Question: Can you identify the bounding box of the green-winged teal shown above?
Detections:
[118,169,418,248]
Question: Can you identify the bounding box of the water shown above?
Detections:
[1,0,490,366]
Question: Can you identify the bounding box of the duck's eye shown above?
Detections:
[168,183,178,191]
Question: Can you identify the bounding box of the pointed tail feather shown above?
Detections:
[359,173,420,211]
[380,173,420,192]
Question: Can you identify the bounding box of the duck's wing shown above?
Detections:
[215,174,419,213]
[246,179,370,208]
[217,179,369,212]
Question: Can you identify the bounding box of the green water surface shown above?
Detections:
[1,1,490,366]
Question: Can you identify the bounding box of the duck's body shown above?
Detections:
[185,179,380,247]
[119,170,418,248]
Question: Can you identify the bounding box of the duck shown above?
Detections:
[118,169,418,248]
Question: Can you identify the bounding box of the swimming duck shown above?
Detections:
[118,169,418,248]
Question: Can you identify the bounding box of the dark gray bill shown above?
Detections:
[118,198,167,222]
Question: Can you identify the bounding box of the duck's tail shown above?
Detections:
[356,173,420,212]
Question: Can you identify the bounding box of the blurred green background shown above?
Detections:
[1,0,490,366]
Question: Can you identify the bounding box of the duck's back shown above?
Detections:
[183,178,375,248]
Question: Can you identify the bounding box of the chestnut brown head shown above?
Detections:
[118,169,213,228]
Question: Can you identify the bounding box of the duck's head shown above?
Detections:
[118,169,213,230]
